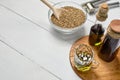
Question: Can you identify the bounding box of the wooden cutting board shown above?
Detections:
[69,36,120,80]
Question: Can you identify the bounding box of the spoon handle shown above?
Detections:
[41,0,54,10]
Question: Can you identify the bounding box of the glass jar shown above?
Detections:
[74,44,98,72]
[99,19,120,62]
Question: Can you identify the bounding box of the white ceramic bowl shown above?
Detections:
[48,1,87,34]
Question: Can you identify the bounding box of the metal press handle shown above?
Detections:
[94,2,120,9]
[92,0,110,7]
[108,2,120,9]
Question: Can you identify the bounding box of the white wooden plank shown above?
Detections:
[0,6,85,80]
[0,41,60,80]
[0,0,119,80]
[0,0,90,31]
[0,0,94,44]
[0,0,119,31]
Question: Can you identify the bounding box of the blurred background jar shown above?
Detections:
[99,19,120,62]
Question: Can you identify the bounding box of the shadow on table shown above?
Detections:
[49,25,86,44]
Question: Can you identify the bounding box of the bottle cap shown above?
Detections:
[101,3,108,9]
[110,19,120,34]
[107,19,120,39]
[96,3,109,22]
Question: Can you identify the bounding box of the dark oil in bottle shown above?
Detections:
[89,24,104,46]
[99,34,120,62]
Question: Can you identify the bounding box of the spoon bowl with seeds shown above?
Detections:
[41,0,66,20]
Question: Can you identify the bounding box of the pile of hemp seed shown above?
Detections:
[51,6,86,28]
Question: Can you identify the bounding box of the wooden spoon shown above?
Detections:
[41,0,63,19]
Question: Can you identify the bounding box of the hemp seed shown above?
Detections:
[51,6,86,28]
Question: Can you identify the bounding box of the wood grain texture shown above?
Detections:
[69,36,120,80]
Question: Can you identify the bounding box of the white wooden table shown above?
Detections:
[0,0,120,80]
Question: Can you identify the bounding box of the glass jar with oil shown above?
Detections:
[89,24,104,46]
[99,19,120,62]
[74,44,98,72]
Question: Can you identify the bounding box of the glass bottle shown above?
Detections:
[99,20,120,62]
[89,24,104,46]
[89,3,108,46]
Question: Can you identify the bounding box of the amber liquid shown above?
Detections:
[99,34,120,62]
[89,24,104,46]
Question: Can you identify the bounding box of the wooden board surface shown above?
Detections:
[69,36,120,80]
